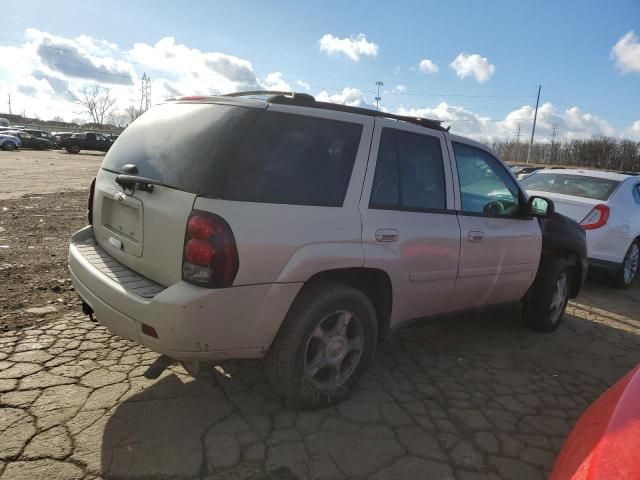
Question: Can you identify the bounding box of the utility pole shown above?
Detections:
[550,124,558,144]
[375,81,383,111]
[140,73,152,113]
[526,84,542,163]
[7,92,12,115]
[515,122,522,142]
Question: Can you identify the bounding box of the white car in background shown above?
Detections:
[522,169,640,288]
[0,133,21,151]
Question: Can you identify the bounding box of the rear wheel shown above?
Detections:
[265,283,377,409]
[67,144,80,153]
[36,142,47,150]
[2,141,16,151]
[612,240,639,289]
[523,258,571,332]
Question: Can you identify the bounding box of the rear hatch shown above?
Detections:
[92,101,262,286]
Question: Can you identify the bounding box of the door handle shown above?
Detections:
[468,231,484,243]
[375,229,399,242]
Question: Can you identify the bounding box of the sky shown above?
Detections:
[0,0,639,141]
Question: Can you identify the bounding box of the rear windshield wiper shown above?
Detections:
[115,175,169,193]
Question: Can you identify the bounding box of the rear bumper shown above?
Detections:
[68,226,302,362]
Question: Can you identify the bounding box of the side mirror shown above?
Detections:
[528,196,554,218]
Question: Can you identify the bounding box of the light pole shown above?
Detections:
[375,81,384,111]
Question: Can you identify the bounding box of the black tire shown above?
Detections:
[69,144,81,154]
[265,283,377,409]
[2,141,16,151]
[523,257,571,332]
[611,240,640,289]
[36,142,47,150]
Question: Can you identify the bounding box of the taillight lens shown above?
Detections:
[580,204,610,230]
[182,212,239,288]
[87,177,96,225]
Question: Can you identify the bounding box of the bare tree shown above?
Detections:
[75,85,117,127]
[124,105,142,125]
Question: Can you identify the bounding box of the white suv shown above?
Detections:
[68,92,587,407]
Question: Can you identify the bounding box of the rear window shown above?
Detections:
[223,111,363,206]
[521,173,620,201]
[102,103,257,193]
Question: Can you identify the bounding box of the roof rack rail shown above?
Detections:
[222,91,448,132]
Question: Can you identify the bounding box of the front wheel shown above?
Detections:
[612,240,640,289]
[523,258,571,332]
[2,141,16,151]
[36,142,47,150]
[67,144,80,153]
[265,283,377,409]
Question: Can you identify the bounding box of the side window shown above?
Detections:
[224,111,363,207]
[453,142,522,217]
[370,128,446,211]
[633,184,640,205]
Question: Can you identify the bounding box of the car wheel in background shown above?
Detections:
[612,240,640,289]
[265,283,377,409]
[523,257,571,332]
[68,145,81,154]
[36,142,47,150]
[2,141,17,151]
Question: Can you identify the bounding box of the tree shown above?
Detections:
[75,85,117,127]
[124,105,142,125]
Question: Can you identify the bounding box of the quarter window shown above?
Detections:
[370,128,446,211]
[633,184,640,205]
[224,111,363,207]
[453,143,521,216]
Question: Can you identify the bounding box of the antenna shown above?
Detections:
[375,81,384,111]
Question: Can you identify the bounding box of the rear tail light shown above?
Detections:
[580,204,610,230]
[182,212,239,288]
[87,177,96,225]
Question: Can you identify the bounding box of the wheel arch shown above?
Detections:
[298,267,393,341]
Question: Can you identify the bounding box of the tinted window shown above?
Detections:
[370,128,446,211]
[453,143,521,216]
[521,173,621,201]
[634,185,640,205]
[223,111,363,206]
[102,103,257,193]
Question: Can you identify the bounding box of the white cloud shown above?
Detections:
[418,58,438,74]
[316,87,373,108]
[395,101,616,141]
[393,84,407,93]
[318,33,379,61]
[623,120,640,139]
[449,53,495,83]
[611,31,640,73]
[296,79,311,91]
[262,72,291,91]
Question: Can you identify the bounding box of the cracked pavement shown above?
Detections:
[0,281,639,480]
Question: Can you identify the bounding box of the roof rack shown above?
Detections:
[223,91,448,132]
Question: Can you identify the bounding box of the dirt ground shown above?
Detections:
[0,149,100,330]
[0,149,103,200]
[0,191,87,331]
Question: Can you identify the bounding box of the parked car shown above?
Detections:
[24,129,57,144]
[2,130,53,150]
[0,118,10,127]
[68,92,587,408]
[53,132,74,148]
[62,132,114,153]
[523,169,640,288]
[0,133,21,150]
[551,364,640,480]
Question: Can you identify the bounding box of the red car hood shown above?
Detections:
[551,365,640,480]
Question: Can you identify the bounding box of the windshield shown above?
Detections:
[102,102,258,193]
[522,172,620,201]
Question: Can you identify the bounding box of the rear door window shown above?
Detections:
[369,128,446,211]
[223,111,363,206]
[102,103,258,193]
